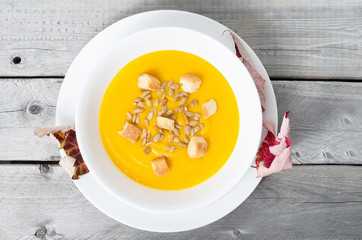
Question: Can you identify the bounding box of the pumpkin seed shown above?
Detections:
[161,105,167,113]
[179,97,187,105]
[133,108,145,114]
[193,125,201,133]
[170,83,180,90]
[157,88,165,95]
[174,92,181,101]
[132,113,137,123]
[142,137,147,146]
[147,111,154,120]
[153,133,161,142]
[183,113,189,124]
[168,88,174,96]
[167,79,174,87]
[137,101,146,108]
[155,98,160,106]
[126,112,133,120]
[144,147,151,154]
[184,125,191,136]
[184,136,189,144]
[189,120,199,126]
[161,81,167,88]
[179,142,187,147]
[142,128,147,136]
[134,97,144,102]
[169,134,174,143]
[173,137,180,143]
[146,100,152,107]
[135,114,140,124]
[142,90,151,97]
[173,128,180,136]
[186,111,194,117]
[146,132,151,141]
[144,119,149,127]
[165,109,173,116]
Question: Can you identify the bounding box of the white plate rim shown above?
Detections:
[55,10,278,232]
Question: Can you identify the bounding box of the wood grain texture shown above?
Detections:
[0,164,361,239]
[1,78,361,164]
[1,0,362,78]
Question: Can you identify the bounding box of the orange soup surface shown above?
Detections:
[99,50,239,190]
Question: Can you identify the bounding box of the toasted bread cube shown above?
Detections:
[151,156,169,176]
[202,99,217,119]
[180,73,201,93]
[118,121,141,143]
[187,136,208,158]
[138,73,161,91]
[156,116,175,131]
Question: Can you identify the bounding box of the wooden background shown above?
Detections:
[0,0,361,239]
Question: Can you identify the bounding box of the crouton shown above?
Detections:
[187,136,208,158]
[202,99,217,119]
[180,73,201,93]
[151,156,169,176]
[138,73,161,91]
[118,121,141,143]
[156,116,175,131]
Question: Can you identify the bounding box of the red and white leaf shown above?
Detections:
[59,155,76,177]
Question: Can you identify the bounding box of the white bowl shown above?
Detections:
[76,27,262,214]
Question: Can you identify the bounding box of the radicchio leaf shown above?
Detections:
[227,30,266,111]
[256,112,292,177]
[35,126,89,180]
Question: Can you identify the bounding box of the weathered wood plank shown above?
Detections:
[1,78,361,164]
[1,0,362,78]
[0,164,361,239]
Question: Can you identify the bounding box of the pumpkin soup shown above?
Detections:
[99,50,239,190]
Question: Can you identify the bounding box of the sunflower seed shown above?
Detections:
[175,123,182,129]
[133,102,137,106]
[157,88,165,95]
[135,114,140,124]
[167,79,174,87]
[142,137,147,146]
[144,119,149,127]
[165,109,173,116]
[179,97,187,106]
[168,88,174,96]
[161,81,167,88]
[193,126,201,133]
[146,100,152,107]
[170,146,176,152]
[158,112,163,116]
[183,92,190,97]
[137,101,146,108]
[192,99,198,106]
[173,128,180,136]
[153,133,161,142]
[199,123,205,129]
[144,147,151,154]
[184,136,189,144]
[145,94,152,100]
[185,111,194,117]
[133,108,145,114]
[142,128,147,136]
[173,137,179,143]
[174,92,181,101]
[126,112,133,120]
[160,98,167,106]
[183,113,189,124]
[142,90,151,97]
[134,97,144,102]
[145,141,153,146]
[159,128,164,134]
[155,98,160,106]
[164,146,171,151]
[153,125,159,131]
[190,128,195,136]
[179,142,187,147]
[146,132,151,141]
[194,115,200,121]
[161,93,166,100]
[184,125,191,136]
[132,113,137,123]
[147,111,154,120]
[169,134,174,143]
[171,83,180,90]
[160,134,165,141]
[151,108,157,114]
[161,105,167,113]
[189,120,199,126]
[171,115,176,120]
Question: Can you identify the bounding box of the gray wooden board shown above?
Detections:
[1,0,362,79]
[0,164,361,239]
[0,78,361,164]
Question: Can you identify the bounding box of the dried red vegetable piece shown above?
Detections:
[58,129,89,180]
[35,126,89,180]
[226,30,266,112]
[256,112,292,177]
